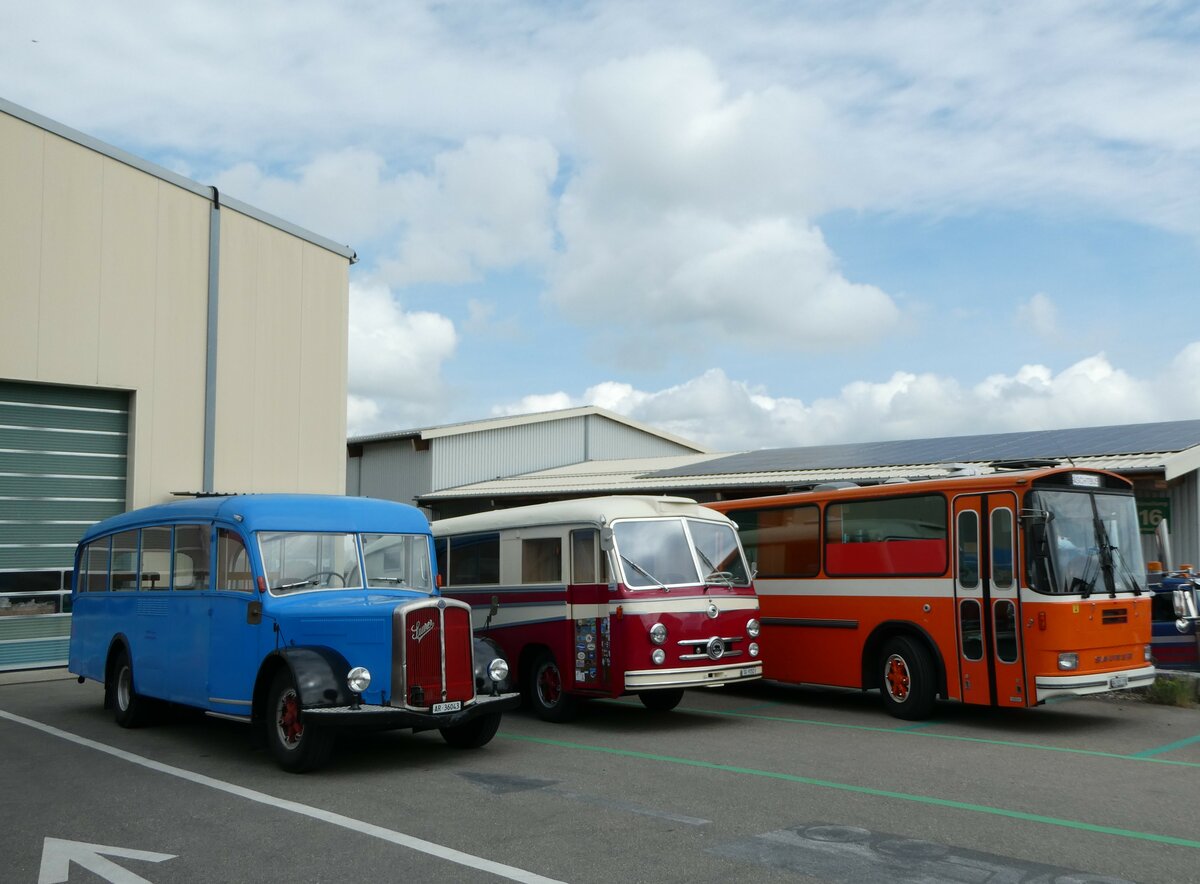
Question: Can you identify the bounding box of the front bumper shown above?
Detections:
[302,690,520,731]
[1034,665,1156,701]
[625,661,762,691]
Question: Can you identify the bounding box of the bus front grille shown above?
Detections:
[392,599,476,709]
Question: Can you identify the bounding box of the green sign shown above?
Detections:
[1138,497,1171,535]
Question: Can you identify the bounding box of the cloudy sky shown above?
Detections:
[4,1,1199,452]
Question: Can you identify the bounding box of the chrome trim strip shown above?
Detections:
[762,617,859,629]
[207,697,252,707]
[679,650,745,661]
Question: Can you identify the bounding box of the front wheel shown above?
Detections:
[109,649,150,728]
[440,712,502,748]
[879,635,937,721]
[638,688,685,712]
[526,650,579,722]
[265,668,334,773]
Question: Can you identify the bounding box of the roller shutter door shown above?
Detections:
[0,381,129,670]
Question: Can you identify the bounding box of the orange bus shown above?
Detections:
[710,465,1154,719]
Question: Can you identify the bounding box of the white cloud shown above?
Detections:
[496,348,1184,452]
[550,50,901,350]
[346,281,457,436]
[1017,293,1059,338]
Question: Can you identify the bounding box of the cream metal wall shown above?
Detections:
[0,104,351,505]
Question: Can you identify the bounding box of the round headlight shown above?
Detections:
[347,666,372,693]
[488,657,509,683]
[649,622,668,645]
[651,648,666,665]
[747,618,761,638]
[748,642,759,658]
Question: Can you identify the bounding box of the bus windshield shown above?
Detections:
[612,518,750,589]
[1027,490,1146,596]
[259,531,435,594]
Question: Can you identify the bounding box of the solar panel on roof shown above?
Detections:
[648,419,1200,478]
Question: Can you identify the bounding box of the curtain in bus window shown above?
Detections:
[730,506,819,577]
[139,527,172,591]
[522,538,562,584]
[174,525,210,591]
[824,495,947,576]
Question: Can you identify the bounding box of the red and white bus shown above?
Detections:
[709,466,1154,720]
[433,496,762,720]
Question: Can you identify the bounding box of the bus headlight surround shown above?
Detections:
[649,622,668,645]
[749,642,759,658]
[1057,652,1079,671]
[651,648,666,665]
[488,658,510,683]
[347,666,372,693]
[747,618,761,638]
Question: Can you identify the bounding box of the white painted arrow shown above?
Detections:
[38,837,176,884]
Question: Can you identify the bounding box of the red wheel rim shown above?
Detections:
[277,688,304,746]
[537,663,562,706]
[884,654,910,702]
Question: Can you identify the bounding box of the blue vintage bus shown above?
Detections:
[68,494,518,771]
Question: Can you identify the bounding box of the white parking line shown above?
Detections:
[0,708,567,884]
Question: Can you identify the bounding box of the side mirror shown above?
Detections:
[600,526,614,551]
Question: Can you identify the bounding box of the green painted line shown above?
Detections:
[500,732,1200,850]
[640,702,1200,769]
[894,720,942,731]
[1131,732,1200,758]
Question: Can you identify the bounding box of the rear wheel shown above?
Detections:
[526,650,579,722]
[265,668,334,772]
[879,635,936,721]
[638,688,685,712]
[109,649,149,728]
[440,712,502,748]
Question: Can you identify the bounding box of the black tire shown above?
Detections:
[526,650,579,723]
[109,649,150,728]
[638,688,685,712]
[265,668,334,773]
[879,635,937,721]
[439,712,502,749]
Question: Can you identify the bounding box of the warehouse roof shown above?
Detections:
[349,405,709,453]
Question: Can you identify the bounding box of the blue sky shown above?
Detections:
[4,1,1199,451]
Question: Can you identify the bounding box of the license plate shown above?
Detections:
[740,667,759,677]
[432,701,462,714]
[1108,675,1128,689]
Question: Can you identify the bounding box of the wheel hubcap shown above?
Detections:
[117,665,132,711]
[884,654,911,702]
[276,688,303,747]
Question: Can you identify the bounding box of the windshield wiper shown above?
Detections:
[620,554,669,591]
[275,578,318,591]
[371,576,409,585]
[1089,499,1119,598]
[694,547,733,590]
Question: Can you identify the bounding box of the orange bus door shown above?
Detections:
[953,493,1027,708]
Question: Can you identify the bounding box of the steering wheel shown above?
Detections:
[305,570,346,587]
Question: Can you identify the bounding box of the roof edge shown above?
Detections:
[0,96,356,263]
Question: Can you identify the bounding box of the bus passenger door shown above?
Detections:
[953,494,1026,708]
[206,528,264,714]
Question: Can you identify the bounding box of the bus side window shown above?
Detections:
[217,529,254,592]
[82,538,112,592]
[435,537,449,586]
[449,534,500,585]
[139,527,172,591]
[110,530,140,591]
[522,538,562,584]
[174,525,210,591]
[571,529,607,584]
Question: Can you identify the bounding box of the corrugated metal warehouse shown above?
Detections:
[0,98,356,669]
